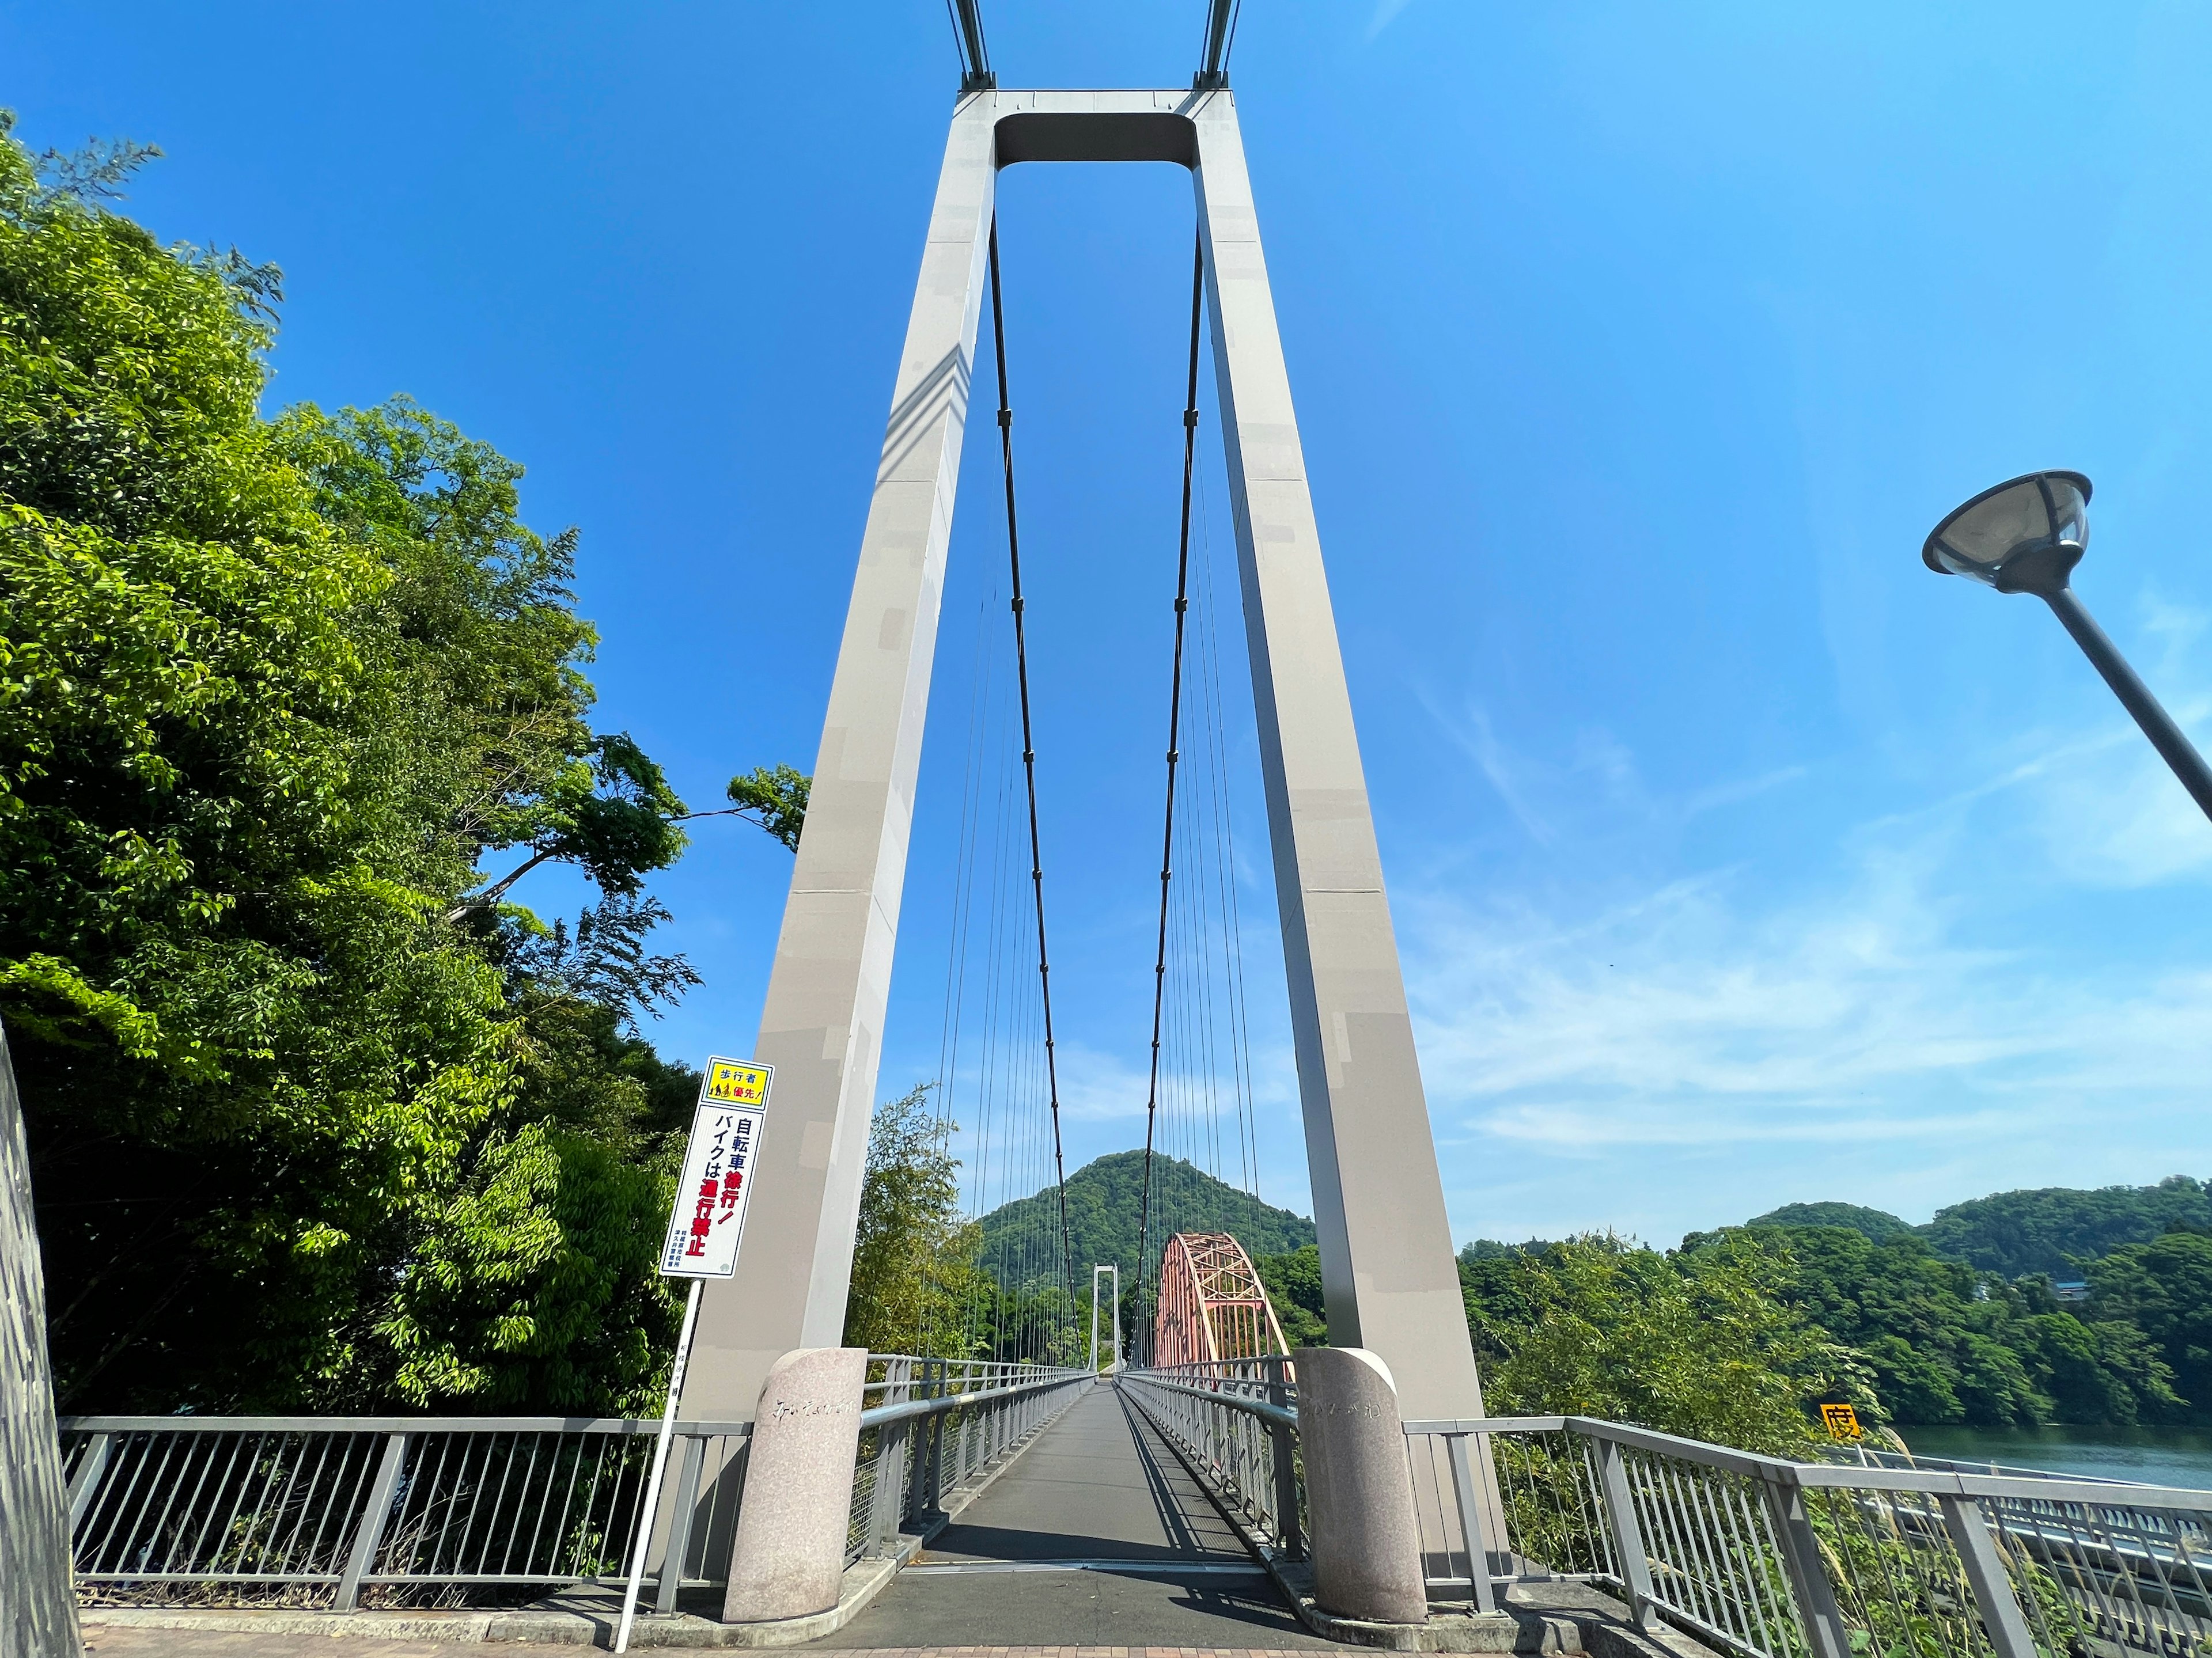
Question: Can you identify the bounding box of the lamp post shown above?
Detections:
[1923,470,2212,824]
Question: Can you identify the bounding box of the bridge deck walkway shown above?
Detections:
[804,1381,1349,1649]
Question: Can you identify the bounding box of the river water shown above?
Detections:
[1897,1425,2212,1490]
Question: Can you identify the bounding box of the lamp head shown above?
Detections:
[1922,471,2091,596]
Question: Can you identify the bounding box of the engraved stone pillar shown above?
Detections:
[1298,1346,1428,1625]
[722,1347,869,1624]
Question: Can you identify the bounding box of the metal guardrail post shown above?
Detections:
[1594,1437,1659,1629]
[1263,1356,1301,1559]
[1444,1432,1498,1614]
[921,1359,945,1517]
[870,1418,910,1553]
[654,1434,707,1615]
[901,1412,926,1526]
[334,1432,411,1612]
[1758,1471,1851,1658]
[1938,1494,2038,1658]
[66,1432,113,1532]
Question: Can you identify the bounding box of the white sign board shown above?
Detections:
[658,1057,772,1279]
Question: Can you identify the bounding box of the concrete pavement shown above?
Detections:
[802,1386,1347,1649]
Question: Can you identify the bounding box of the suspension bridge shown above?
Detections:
[50,6,2212,1657]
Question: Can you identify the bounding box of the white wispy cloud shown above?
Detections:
[1400,659,2212,1238]
[1417,686,1814,855]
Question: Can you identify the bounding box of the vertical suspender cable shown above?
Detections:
[1136,234,1208,1353]
[987,221,1075,1310]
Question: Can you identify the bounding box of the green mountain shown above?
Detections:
[1741,1177,2212,1281]
[1748,1202,1916,1242]
[978,1151,1316,1289]
[1923,1178,2212,1279]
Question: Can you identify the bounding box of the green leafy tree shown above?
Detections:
[1464,1232,1877,1454]
[843,1084,984,1360]
[2085,1231,2212,1414]
[0,118,790,1413]
[721,764,810,852]
[1253,1243,1328,1349]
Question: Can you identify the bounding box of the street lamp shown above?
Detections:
[1923,470,2212,824]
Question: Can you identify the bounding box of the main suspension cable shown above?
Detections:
[1136,233,1209,1353]
[987,220,1075,1310]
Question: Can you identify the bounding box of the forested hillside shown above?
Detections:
[977,1151,1315,1289]
[1683,1174,2212,1426]
[1747,1202,1918,1241]
[0,119,800,1414]
[1747,1177,2212,1279]
[1459,1175,2212,1432]
[1690,1224,2186,1426]
[1923,1179,2212,1278]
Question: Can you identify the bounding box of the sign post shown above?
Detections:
[615,1057,772,1653]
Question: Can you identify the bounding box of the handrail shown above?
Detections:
[59,1414,755,1435]
[861,1369,1088,1429]
[59,1363,1089,1439]
[1120,1371,1296,1430]
[1406,1414,2212,1512]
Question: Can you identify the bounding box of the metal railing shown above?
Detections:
[1405,1415,2212,1658]
[845,1359,1090,1565]
[1117,1374,2212,1658]
[60,1356,1089,1610]
[1119,1360,1302,1558]
[60,1414,751,1610]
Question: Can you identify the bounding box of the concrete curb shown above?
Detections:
[79,1381,1090,1650]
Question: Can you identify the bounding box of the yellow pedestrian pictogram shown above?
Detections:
[703,1057,773,1107]
[1821,1403,1863,1440]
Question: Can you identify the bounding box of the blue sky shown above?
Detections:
[9,1,2210,1249]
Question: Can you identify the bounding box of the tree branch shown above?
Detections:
[444,844,558,924]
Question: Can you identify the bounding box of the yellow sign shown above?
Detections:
[703,1057,774,1109]
[1821,1403,1863,1440]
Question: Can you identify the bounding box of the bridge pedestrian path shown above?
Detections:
[802,1381,1350,1649]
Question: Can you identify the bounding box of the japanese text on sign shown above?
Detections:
[1821,1403,1863,1440]
[703,1057,771,1107]
[658,1058,772,1278]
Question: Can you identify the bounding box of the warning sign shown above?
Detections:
[702,1057,772,1107]
[1821,1403,1864,1440]
[658,1059,774,1279]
